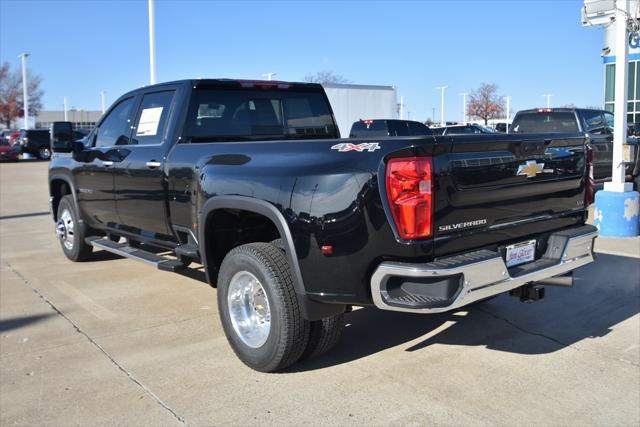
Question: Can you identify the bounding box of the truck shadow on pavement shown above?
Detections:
[289,253,640,372]
[0,313,56,333]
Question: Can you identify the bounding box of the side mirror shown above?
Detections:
[50,121,75,153]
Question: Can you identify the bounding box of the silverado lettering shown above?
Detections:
[48,79,598,372]
[438,219,488,232]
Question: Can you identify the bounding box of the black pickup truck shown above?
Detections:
[49,80,598,372]
[511,108,640,189]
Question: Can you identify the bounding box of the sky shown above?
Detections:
[0,0,605,122]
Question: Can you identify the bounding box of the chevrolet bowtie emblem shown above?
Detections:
[516,160,545,178]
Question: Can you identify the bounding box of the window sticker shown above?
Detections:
[136,107,163,136]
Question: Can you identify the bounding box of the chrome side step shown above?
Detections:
[85,237,186,272]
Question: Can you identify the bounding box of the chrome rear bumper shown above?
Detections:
[370,225,598,313]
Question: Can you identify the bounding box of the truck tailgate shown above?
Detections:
[433,133,588,256]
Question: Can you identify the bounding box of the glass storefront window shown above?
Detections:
[605,61,640,122]
[605,63,615,103]
[629,62,636,100]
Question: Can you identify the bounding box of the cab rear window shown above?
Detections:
[512,112,580,133]
[185,88,338,141]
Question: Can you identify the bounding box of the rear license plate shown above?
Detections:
[505,240,536,267]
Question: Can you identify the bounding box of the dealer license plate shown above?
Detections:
[505,240,536,267]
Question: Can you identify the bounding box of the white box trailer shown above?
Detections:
[322,83,398,138]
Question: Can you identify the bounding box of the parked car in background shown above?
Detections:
[511,108,640,188]
[494,122,510,133]
[349,119,433,137]
[1,129,16,142]
[0,138,19,162]
[431,124,496,135]
[16,129,52,160]
[8,130,20,146]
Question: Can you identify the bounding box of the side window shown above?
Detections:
[95,97,135,147]
[130,90,175,145]
[583,111,606,135]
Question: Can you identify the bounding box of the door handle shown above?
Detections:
[102,160,114,167]
[146,161,161,168]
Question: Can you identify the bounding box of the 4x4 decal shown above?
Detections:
[331,142,381,152]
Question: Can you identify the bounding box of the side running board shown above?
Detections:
[85,237,186,272]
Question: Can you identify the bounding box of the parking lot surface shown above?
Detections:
[1,161,639,426]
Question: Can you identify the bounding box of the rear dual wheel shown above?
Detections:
[217,242,344,372]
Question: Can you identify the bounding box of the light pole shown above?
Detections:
[262,73,277,81]
[459,92,468,124]
[436,86,448,126]
[18,53,29,129]
[432,107,436,123]
[398,96,404,120]
[63,97,68,121]
[100,90,106,114]
[608,1,632,192]
[148,0,157,84]
[542,94,553,108]
[504,96,511,133]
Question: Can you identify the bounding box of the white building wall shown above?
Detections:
[322,83,397,137]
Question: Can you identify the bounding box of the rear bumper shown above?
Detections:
[370,224,598,313]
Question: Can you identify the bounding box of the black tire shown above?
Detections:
[38,147,51,160]
[56,195,92,261]
[217,242,310,372]
[300,313,345,360]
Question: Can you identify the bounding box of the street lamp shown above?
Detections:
[504,96,511,133]
[436,86,448,126]
[542,94,553,108]
[18,53,29,129]
[63,97,68,121]
[459,92,468,124]
[100,91,106,114]
[262,73,277,81]
[148,0,157,84]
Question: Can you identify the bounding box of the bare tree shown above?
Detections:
[304,70,350,85]
[467,83,504,125]
[0,62,44,129]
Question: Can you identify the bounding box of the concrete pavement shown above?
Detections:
[1,161,639,426]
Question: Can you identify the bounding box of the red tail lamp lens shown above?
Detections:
[385,157,433,240]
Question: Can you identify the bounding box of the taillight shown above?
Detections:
[585,145,595,206]
[385,157,433,240]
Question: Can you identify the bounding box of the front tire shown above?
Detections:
[56,195,92,261]
[217,242,309,372]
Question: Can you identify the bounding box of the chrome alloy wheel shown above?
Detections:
[56,209,75,251]
[227,271,271,348]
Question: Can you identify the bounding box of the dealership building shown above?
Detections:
[34,110,103,130]
[599,2,640,122]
